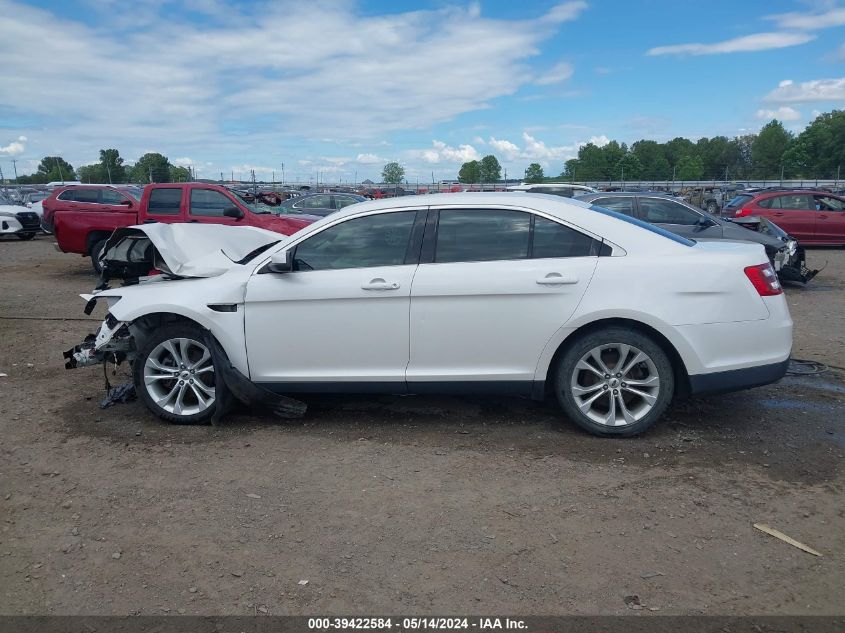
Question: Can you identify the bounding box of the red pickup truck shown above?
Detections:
[44,183,316,272]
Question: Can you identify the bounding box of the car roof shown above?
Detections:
[300,191,691,253]
[576,191,677,198]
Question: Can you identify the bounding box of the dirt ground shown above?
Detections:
[0,237,843,616]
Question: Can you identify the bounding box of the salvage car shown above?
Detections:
[64,193,792,437]
[576,191,816,284]
[724,190,845,245]
[0,192,39,240]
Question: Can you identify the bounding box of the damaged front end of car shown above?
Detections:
[732,216,819,284]
[63,301,134,370]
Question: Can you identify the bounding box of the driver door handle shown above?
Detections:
[536,272,578,285]
[362,278,400,291]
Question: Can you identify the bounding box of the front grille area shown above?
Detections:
[16,212,40,231]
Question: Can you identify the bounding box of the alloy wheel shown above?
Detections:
[143,337,216,416]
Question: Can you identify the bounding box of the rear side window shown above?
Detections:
[435,209,530,263]
[148,189,182,215]
[57,190,76,201]
[592,196,635,216]
[533,217,597,258]
[190,189,235,217]
[775,194,813,210]
[73,189,100,204]
[534,186,574,198]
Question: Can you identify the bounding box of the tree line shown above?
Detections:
[457,109,845,184]
[13,150,192,185]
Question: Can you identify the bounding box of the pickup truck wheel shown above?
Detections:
[554,328,674,437]
[90,238,107,274]
[133,324,221,425]
[706,201,719,215]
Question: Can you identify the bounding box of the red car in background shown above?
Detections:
[726,190,845,245]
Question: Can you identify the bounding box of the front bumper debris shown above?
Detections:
[63,313,134,369]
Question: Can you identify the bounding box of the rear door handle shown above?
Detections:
[362,278,400,291]
[536,272,578,285]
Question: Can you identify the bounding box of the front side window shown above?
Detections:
[295,195,332,210]
[101,189,128,205]
[148,188,182,215]
[73,188,100,204]
[190,189,235,217]
[293,211,417,271]
[592,196,635,216]
[815,195,845,211]
[57,190,76,202]
[435,209,530,263]
[639,198,701,225]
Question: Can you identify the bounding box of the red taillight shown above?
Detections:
[735,206,753,217]
[744,263,782,296]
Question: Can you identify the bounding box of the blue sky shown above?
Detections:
[1,0,844,183]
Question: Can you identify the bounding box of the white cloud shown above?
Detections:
[489,137,521,159]
[172,156,195,166]
[755,106,801,121]
[0,135,27,155]
[411,140,480,164]
[765,7,845,30]
[588,135,610,147]
[764,77,845,103]
[355,153,384,165]
[646,32,815,56]
[541,1,589,24]
[483,132,598,165]
[535,61,574,85]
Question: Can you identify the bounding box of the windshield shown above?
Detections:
[230,189,273,214]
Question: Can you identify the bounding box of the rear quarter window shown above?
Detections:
[726,194,753,207]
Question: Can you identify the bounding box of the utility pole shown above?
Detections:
[149,167,153,184]
[56,158,65,184]
[281,163,285,186]
[220,172,224,184]
[11,159,18,183]
[106,162,112,184]
[780,165,784,187]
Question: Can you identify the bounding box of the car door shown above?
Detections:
[144,187,185,224]
[244,209,425,386]
[406,207,601,389]
[100,187,136,216]
[637,197,723,239]
[71,187,101,212]
[812,194,845,244]
[757,194,816,242]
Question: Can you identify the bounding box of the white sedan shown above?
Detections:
[65,193,792,436]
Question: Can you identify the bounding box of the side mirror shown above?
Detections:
[223,206,244,220]
[266,249,293,273]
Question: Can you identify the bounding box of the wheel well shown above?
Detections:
[546,318,691,399]
[86,231,112,255]
[130,312,206,351]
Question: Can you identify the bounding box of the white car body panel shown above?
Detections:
[0,206,25,234]
[81,193,792,396]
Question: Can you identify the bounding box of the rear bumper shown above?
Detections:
[688,358,789,395]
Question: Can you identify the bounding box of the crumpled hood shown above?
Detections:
[101,223,285,278]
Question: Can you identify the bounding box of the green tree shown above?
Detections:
[77,164,103,183]
[781,139,812,178]
[458,160,482,183]
[675,155,705,180]
[37,156,76,182]
[617,153,643,180]
[381,161,404,184]
[561,158,580,180]
[631,140,670,179]
[524,163,544,183]
[170,165,191,182]
[600,141,625,179]
[99,148,126,183]
[752,120,792,178]
[479,155,502,183]
[131,152,172,183]
[793,110,845,177]
[573,143,608,180]
[664,137,696,169]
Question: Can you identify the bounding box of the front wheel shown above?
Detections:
[16,232,36,240]
[90,238,108,274]
[133,324,221,424]
[554,328,675,437]
[706,201,719,215]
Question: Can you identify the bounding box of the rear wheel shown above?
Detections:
[554,328,674,437]
[16,232,36,240]
[706,201,719,215]
[90,238,107,274]
[133,324,221,424]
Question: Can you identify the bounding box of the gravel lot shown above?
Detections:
[1,237,843,616]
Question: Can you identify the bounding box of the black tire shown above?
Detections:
[90,238,108,274]
[16,232,36,240]
[706,201,719,215]
[133,323,223,425]
[554,327,675,437]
